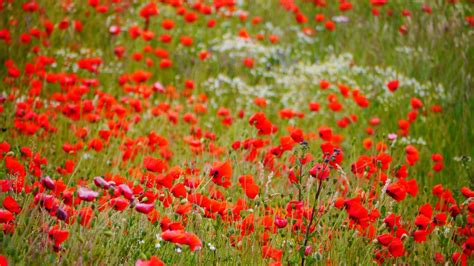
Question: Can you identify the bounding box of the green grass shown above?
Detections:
[0,1,473,265]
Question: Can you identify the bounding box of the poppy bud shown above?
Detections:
[118,184,134,200]
[77,187,99,201]
[135,203,154,214]
[274,216,288,229]
[93,176,109,189]
[304,246,312,256]
[55,208,68,221]
[41,176,55,190]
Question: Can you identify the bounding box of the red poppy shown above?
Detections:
[388,237,404,257]
[249,112,277,135]
[161,230,202,251]
[110,198,129,211]
[48,225,69,246]
[136,256,164,266]
[144,156,168,173]
[77,187,99,202]
[290,128,304,143]
[0,210,14,223]
[262,245,283,261]
[0,255,8,266]
[79,207,93,227]
[210,161,233,188]
[2,196,21,214]
[238,175,259,199]
[309,163,330,180]
[139,2,159,20]
[243,57,254,68]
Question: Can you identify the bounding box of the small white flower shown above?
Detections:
[332,16,349,23]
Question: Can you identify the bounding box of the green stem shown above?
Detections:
[301,179,323,266]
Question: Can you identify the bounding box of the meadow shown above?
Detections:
[0,0,473,265]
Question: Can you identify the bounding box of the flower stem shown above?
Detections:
[301,179,323,266]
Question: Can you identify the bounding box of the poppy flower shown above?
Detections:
[399,25,408,35]
[388,237,404,257]
[144,156,168,173]
[78,187,99,202]
[411,98,423,109]
[160,59,173,68]
[161,230,202,251]
[198,50,210,60]
[0,255,7,266]
[262,245,283,261]
[413,230,428,243]
[184,12,198,23]
[78,207,93,227]
[2,196,21,214]
[405,145,419,166]
[139,2,159,20]
[274,216,288,229]
[110,198,129,211]
[290,128,304,143]
[180,36,193,46]
[93,176,110,189]
[347,204,370,228]
[295,13,308,24]
[162,19,175,30]
[377,233,394,246]
[118,184,134,200]
[325,21,336,31]
[238,175,259,199]
[243,57,254,68]
[309,102,320,112]
[318,126,332,141]
[433,213,447,226]
[434,252,444,264]
[461,187,474,198]
[210,161,232,188]
[371,0,388,6]
[386,182,407,202]
[287,169,298,184]
[135,203,155,214]
[309,163,330,180]
[0,210,14,223]
[249,112,277,135]
[136,256,164,266]
[48,226,69,246]
[315,14,325,22]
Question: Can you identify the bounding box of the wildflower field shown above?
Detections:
[0,0,473,265]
